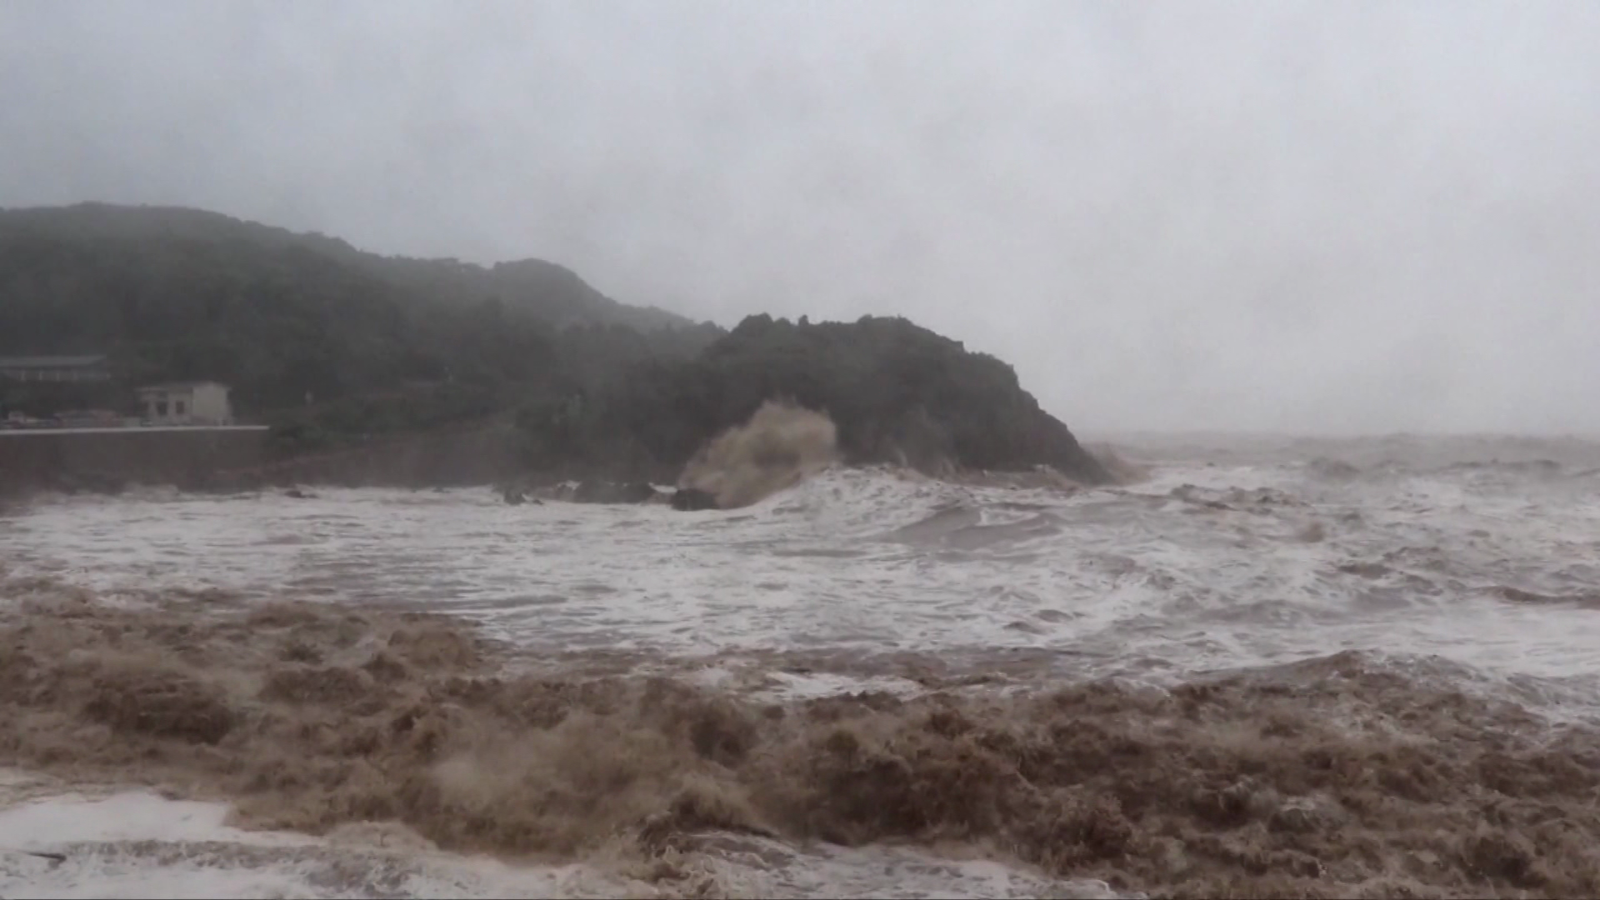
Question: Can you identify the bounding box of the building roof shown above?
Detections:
[0,355,108,368]
[136,381,229,393]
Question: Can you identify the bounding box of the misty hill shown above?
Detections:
[0,203,693,332]
[521,314,1112,485]
[0,203,1107,487]
[0,203,722,433]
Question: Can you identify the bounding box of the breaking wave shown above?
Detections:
[6,432,1600,897]
[678,401,839,510]
[3,575,1600,898]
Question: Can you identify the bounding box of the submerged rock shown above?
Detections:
[571,480,659,504]
[670,487,719,511]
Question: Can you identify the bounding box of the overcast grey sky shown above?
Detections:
[2,1,1597,434]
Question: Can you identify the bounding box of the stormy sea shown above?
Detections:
[3,431,1600,899]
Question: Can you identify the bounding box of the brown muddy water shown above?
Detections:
[3,433,1600,898]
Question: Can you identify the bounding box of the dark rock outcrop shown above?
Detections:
[527,314,1111,486]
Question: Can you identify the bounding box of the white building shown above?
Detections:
[136,381,233,426]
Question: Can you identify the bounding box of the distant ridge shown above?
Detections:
[0,202,696,332]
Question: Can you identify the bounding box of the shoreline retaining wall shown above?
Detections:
[0,427,268,495]
[224,423,525,489]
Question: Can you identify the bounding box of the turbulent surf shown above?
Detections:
[3,432,1600,898]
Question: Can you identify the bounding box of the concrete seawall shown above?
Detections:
[228,422,525,489]
[0,427,268,496]
[0,421,642,497]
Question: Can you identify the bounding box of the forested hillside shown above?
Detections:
[0,203,721,446]
[0,203,1108,485]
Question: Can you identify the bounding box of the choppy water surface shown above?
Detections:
[9,433,1600,689]
[3,432,1600,898]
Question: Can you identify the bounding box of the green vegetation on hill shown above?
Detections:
[0,203,721,449]
[0,203,1107,484]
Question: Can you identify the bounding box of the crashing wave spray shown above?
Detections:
[1082,442,1151,484]
[677,400,838,509]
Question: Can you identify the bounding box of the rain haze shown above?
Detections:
[2,0,1597,435]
